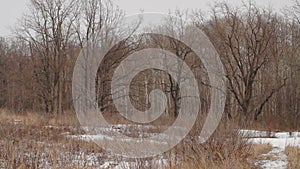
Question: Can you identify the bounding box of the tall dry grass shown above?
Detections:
[0,109,80,127]
[285,147,300,169]
[0,109,264,168]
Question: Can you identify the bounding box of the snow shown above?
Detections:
[68,127,300,169]
[239,129,273,138]
[65,124,173,169]
[68,134,169,145]
[248,137,300,149]
[240,130,300,149]
[99,161,119,168]
[255,147,288,169]
[44,126,300,169]
[241,130,300,169]
[8,119,23,125]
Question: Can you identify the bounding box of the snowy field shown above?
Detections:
[68,127,300,169]
[240,130,300,169]
[2,119,300,169]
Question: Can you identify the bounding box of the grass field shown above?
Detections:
[1,109,299,169]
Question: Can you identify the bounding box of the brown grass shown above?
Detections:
[0,119,104,168]
[0,109,262,169]
[170,139,255,169]
[165,119,257,169]
[250,144,275,162]
[0,109,80,127]
[251,144,272,156]
[285,146,300,169]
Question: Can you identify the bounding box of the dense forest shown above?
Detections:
[0,0,300,129]
[2,0,300,168]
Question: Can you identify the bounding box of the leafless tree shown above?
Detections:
[194,2,287,122]
[17,0,80,115]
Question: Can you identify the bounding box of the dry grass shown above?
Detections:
[170,138,255,169]
[250,144,276,162]
[0,109,262,169]
[0,120,105,168]
[164,119,257,169]
[0,109,80,127]
[251,144,273,157]
[0,109,103,168]
[285,146,300,169]
[0,109,48,126]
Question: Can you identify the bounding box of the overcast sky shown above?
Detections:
[0,0,294,37]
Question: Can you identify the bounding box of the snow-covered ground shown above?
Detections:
[4,120,299,169]
[67,127,300,169]
[240,130,300,169]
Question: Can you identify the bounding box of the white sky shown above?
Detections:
[0,0,294,37]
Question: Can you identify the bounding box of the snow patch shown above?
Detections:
[241,130,300,169]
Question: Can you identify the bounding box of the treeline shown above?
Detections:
[0,0,300,127]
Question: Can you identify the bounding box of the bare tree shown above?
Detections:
[195,2,286,122]
[17,0,80,115]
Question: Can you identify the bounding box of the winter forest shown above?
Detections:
[1,0,300,168]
